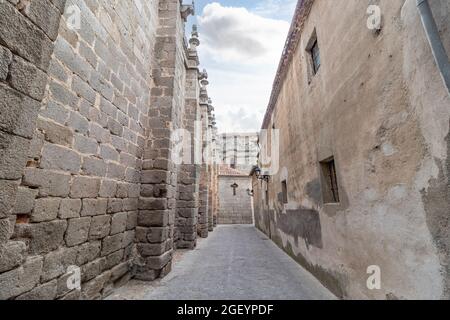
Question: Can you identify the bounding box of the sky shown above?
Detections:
[186,0,297,133]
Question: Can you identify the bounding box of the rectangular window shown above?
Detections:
[265,183,269,206]
[281,180,288,204]
[311,40,321,74]
[306,29,320,83]
[320,157,340,203]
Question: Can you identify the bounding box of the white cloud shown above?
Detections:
[253,0,298,20]
[198,2,289,64]
[196,2,291,133]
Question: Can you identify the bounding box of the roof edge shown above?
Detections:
[261,0,315,129]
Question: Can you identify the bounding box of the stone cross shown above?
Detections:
[231,183,239,196]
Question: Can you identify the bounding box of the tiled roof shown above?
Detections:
[219,165,248,176]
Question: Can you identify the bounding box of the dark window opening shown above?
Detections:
[265,183,269,206]
[311,40,321,74]
[320,157,340,203]
[281,180,288,204]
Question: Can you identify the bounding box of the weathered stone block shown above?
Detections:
[177,208,197,218]
[0,45,12,80]
[72,75,96,104]
[0,1,53,70]
[50,0,66,13]
[110,212,128,235]
[0,256,43,300]
[135,227,147,243]
[126,211,138,230]
[74,134,98,155]
[81,259,103,283]
[54,37,90,81]
[41,247,77,282]
[125,168,140,183]
[82,157,107,177]
[65,217,91,246]
[12,187,38,215]
[0,131,30,180]
[79,41,97,68]
[100,144,119,161]
[100,249,123,272]
[137,210,170,227]
[22,0,61,41]
[0,83,40,138]
[107,118,123,136]
[0,241,26,273]
[89,122,110,143]
[107,199,123,214]
[23,168,71,197]
[48,59,69,84]
[31,198,61,222]
[49,80,79,108]
[100,98,116,118]
[9,55,48,101]
[89,215,111,240]
[56,272,77,298]
[67,111,89,134]
[15,220,67,255]
[144,250,172,270]
[111,135,127,152]
[16,279,57,300]
[101,234,123,256]
[116,183,129,198]
[99,180,117,198]
[147,227,170,244]
[81,199,107,216]
[76,241,101,266]
[110,262,129,282]
[141,170,170,184]
[59,288,81,300]
[71,176,100,198]
[139,198,168,210]
[59,199,82,219]
[81,271,111,300]
[37,117,74,147]
[89,70,114,100]
[137,243,166,257]
[41,143,82,174]
[1,218,11,246]
[106,162,126,180]
[0,180,18,218]
[123,198,139,211]
[41,101,69,126]
[123,230,135,248]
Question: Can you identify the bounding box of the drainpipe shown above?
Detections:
[416,0,450,96]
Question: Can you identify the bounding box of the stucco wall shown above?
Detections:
[254,0,450,299]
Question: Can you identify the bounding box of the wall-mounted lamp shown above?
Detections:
[246,188,254,197]
[254,166,270,182]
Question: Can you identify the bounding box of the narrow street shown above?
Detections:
[108,225,335,300]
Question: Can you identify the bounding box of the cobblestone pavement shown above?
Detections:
[107,225,336,300]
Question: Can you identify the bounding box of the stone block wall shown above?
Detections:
[0,0,68,300]
[175,60,201,249]
[218,175,253,225]
[0,0,219,300]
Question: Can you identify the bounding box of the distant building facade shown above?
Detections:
[217,166,253,225]
[218,132,258,173]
